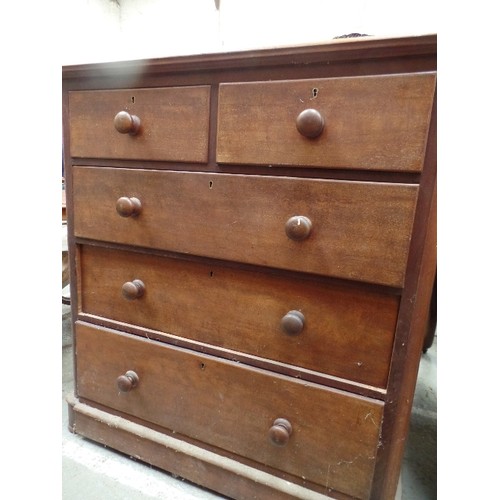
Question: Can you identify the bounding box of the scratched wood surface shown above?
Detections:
[76,322,383,499]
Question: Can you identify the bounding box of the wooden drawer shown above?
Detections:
[217,73,436,172]
[76,322,383,499]
[79,244,399,388]
[73,166,418,287]
[68,86,210,162]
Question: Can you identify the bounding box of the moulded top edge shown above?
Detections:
[62,33,437,81]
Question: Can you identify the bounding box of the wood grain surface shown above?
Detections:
[73,166,418,287]
[217,73,436,171]
[69,86,210,162]
[79,244,399,388]
[76,322,383,499]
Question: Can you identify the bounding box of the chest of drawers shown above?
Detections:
[63,34,436,500]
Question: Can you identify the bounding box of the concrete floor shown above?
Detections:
[62,300,436,499]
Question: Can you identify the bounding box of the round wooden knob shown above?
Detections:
[285,216,312,241]
[281,310,305,335]
[269,418,292,447]
[116,370,139,392]
[114,110,141,135]
[116,196,142,218]
[296,109,324,138]
[122,279,145,300]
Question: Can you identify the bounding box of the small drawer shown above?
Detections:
[76,322,384,499]
[217,73,436,172]
[79,245,399,388]
[68,86,210,162]
[73,167,418,287]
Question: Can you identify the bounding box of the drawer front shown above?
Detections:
[73,167,418,287]
[80,245,399,388]
[76,322,383,499]
[68,86,210,162]
[217,73,436,172]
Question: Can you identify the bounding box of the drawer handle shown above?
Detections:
[122,279,145,300]
[269,418,293,447]
[116,370,139,392]
[296,108,324,139]
[281,310,305,335]
[114,110,141,135]
[285,215,312,241]
[116,196,142,218]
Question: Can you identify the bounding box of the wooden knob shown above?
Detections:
[281,310,305,335]
[114,110,141,135]
[122,279,145,300]
[116,370,139,392]
[296,108,324,138]
[116,196,142,218]
[285,216,312,241]
[269,418,292,447]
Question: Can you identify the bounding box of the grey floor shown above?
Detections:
[62,300,436,500]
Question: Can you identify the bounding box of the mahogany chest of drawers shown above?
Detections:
[63,34,437,500]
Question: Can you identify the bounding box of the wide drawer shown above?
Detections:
[76,322,383,499]
[68,86,210,162]
[217,73,436,172]
[73,167,418,287]
[79,244,399,388]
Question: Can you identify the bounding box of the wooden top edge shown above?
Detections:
[62,33,437,80]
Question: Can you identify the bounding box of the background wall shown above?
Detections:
[61,0,438,64]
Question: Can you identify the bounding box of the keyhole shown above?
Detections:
[131,96,135,103]
[311,88,319,99]
[209,180,213,189]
